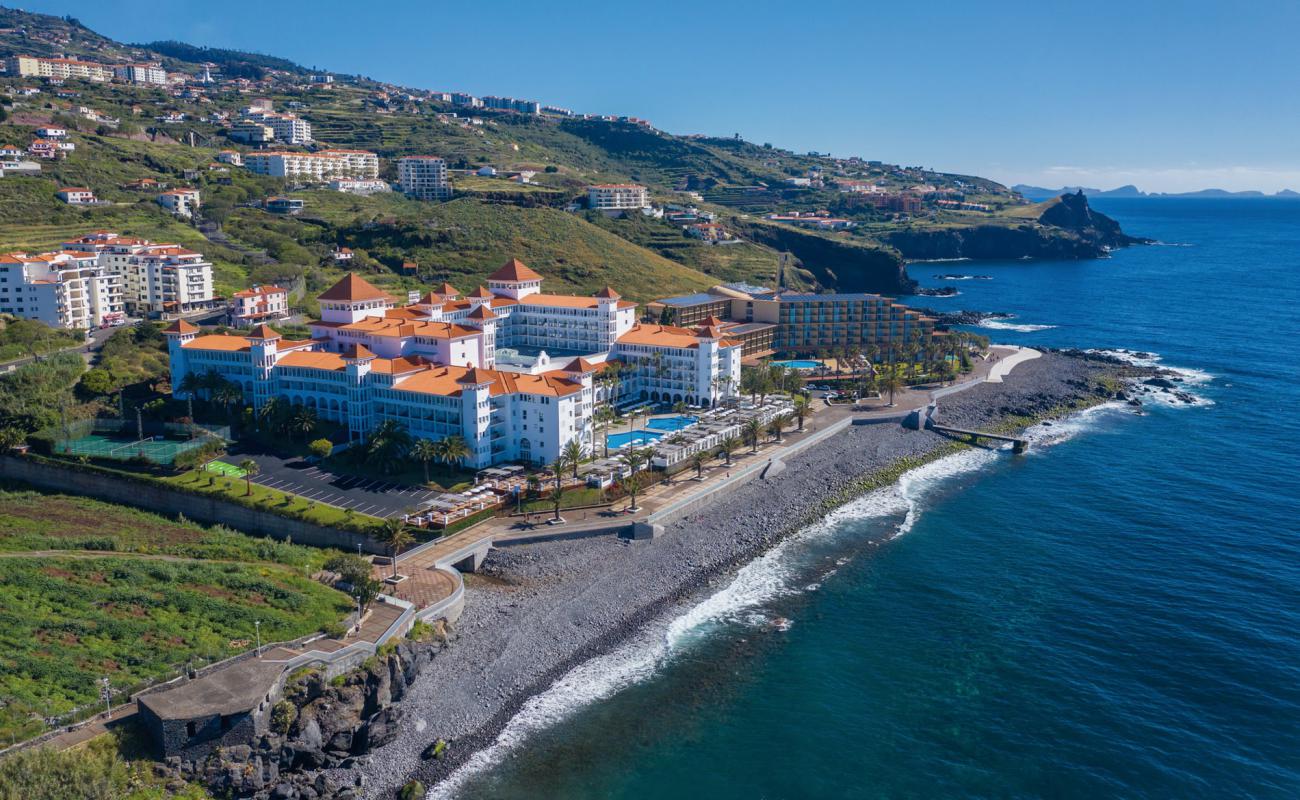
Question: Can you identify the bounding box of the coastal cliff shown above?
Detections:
[883,192,1149,262]
[731,219,917,293]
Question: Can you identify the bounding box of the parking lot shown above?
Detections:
[238,453,443,519]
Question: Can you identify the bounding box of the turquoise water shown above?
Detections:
[771,359,824,369]
[644,415,698,432]
[447,200,1300,799]
[606,429,665,449]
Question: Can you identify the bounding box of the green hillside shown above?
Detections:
[0,4,1135,302]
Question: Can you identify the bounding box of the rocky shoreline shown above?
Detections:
[353,352,1161,798]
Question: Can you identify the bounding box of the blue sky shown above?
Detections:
[22,0,1300,191]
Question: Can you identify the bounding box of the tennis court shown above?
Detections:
[54,433,214,465]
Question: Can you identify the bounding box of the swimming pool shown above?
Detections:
[644,415,698,432]
[771,359,824,370]
[606,429,665,449]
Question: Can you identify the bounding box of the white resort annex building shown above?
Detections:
[167,261,744,467]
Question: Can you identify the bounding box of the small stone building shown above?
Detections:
[137,658,285,759]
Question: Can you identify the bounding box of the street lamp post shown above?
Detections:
[99,676,111,715]
[254,619,262,656]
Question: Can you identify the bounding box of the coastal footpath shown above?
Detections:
[360,351,1156,797]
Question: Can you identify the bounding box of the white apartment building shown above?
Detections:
[588,184,650,210]
[62,232,217,316]
[229,285,289,325]
[244,150,379,181]
[115,64,168,86]
[5,56,113,83]
[329,178,391,195]
[0,250,125,329]
[241,110,312,144]
[398,156,453,201]
[216,150,244,166]
[157,189,201,218]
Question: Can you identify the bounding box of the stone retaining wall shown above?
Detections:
[0,455,383,554]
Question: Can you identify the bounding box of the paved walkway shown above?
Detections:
[381,348,1030,575]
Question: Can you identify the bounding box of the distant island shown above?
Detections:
[1014,184,1300,201]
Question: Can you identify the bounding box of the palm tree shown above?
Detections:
[549,484,565,520]
[595,405,617,457]
[410,438,438,484]
[526,474,542,498]
[439,435,471,469]
[238,458,259,495]
[290,405,318,440]
[376,517,414,580]
[620,448,647,475]
[719,435,739,465]
[768,414,791,443]
[258,397,286,433]
[691,451,707,480]
[562,439,584,480]
[622,472,643,512]
[214,382,244,420]
[365,419,413,474]
[879,370,903,407]
[792,395,812,430]
[672,400,688,415]
[744,418,763,453]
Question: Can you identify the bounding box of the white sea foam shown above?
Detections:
[429,424,1115,797]
[978,317,1057,332]
[1086,349,1214,406]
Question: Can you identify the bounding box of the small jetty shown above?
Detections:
[928,423,1029,453]
[902,403,1029,453]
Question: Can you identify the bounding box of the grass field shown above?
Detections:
[0,485,352,743]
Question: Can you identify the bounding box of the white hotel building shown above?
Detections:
[169,261,742,467]
[244,150,380,181]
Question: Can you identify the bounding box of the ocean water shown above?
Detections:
[443,200,1300,799]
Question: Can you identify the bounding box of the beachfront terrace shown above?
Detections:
[647,399,794,470]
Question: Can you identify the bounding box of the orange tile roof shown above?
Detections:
[563,357,597,373]
[249,323,280,339]
[231,285,285,298]
[318,273,392,302]
[338,316,479,340]
[434,281,460,296]
[488,258,542,282]
[616,324,711,349]
[370,355,430,375]
[466,304,496,320]
[467,286,493,299]
[395,365,583,399]
[162,319,198,334]
[183,334,251,352]
[518,293,603,309]
[277,350,346,371]
[593,286,621,299]
[343,344,376,360]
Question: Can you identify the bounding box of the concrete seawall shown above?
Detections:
[0,455,383,554]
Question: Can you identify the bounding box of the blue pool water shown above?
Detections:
[770,359,823,369]
[447,199,1300,799]
[605,429,664,449]
[643,415,698,432]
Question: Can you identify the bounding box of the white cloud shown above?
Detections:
[1000,165,1300,194]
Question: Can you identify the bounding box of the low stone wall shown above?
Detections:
[0,455,384,554]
